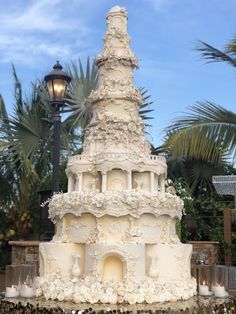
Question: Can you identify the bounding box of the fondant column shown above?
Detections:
[156,175,159,192]
[102,171,107,192]
[75,173,83,191]
[67,173,73,192]
[78,173,83,192]
[75,175,79,191]
[150,172,155,193]
[160,175,165,193]
[127,170,132,190]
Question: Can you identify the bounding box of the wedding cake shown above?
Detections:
[37,6,196,304]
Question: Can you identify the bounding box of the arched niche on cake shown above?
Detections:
[156,214,172,244]
[83,172,102,192]
[99,215,130,243]
[102,253,126,282]
[134,213,160,243]
[132,171,150,192]
[63,213,97,243]
[107,168,127,191]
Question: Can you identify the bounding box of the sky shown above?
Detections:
[0,0,235,147]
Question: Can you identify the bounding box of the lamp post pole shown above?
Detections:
[44,61,71,194]
[52,103,61,193]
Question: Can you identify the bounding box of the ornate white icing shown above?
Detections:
[48,190,183,222]
[38,5,197,304]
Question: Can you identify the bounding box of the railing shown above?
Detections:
[96,152,138,161]
[68,153,166,163]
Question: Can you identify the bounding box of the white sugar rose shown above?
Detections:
[89,292,99,304]
[145,294,155,304]
[126,282,134,292]
[57,292,65,301]
[117,286,126,297]
[126,293,137,304]
[74,292,85,303]
[35,288,42,297]
[136,294,144,303]
[107,294,117,304]
[106,287,114,295]
[100,294,109,303]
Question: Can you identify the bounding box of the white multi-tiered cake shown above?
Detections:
[38,6,196,304]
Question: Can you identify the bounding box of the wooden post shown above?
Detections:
[224,208,232,266]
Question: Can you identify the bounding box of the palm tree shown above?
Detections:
[163,37,236,165]
[164,101,236,164]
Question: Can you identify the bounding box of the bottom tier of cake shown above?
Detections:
[37,242,196,303]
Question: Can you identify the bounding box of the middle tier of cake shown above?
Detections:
[49,190,183,245]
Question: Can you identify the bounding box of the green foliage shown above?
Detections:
[0,64,80,246]
[175,219,182,239]
[167,177,235,264]
[164,102,236,165]
[166,156,226,195]
[139,87,154,127]
[65,57,99,134]
[167,178,196,241]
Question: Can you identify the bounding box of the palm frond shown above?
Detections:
[163,101,236,164]
[185,159,224,193]
[0,73,53,175]
[225,37,236,54]
[12,64,25,117]
[64,58,99,133]
[35,81,52,115]
[196,40,236,67]
[0,95,8,120]
[0,94,9,125]
[139,87,154,127]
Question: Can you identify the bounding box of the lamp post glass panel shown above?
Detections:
[44,61,71,193]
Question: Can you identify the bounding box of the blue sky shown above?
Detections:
[0,0,235,146]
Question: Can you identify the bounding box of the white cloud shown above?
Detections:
[0,0,86,32]
[0,0,91,65]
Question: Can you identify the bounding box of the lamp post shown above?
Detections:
[44,61,71,193]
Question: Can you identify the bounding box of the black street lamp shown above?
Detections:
[44,61,71,193]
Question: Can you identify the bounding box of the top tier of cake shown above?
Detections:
[82,6,150,156]
[65,6,168,196]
